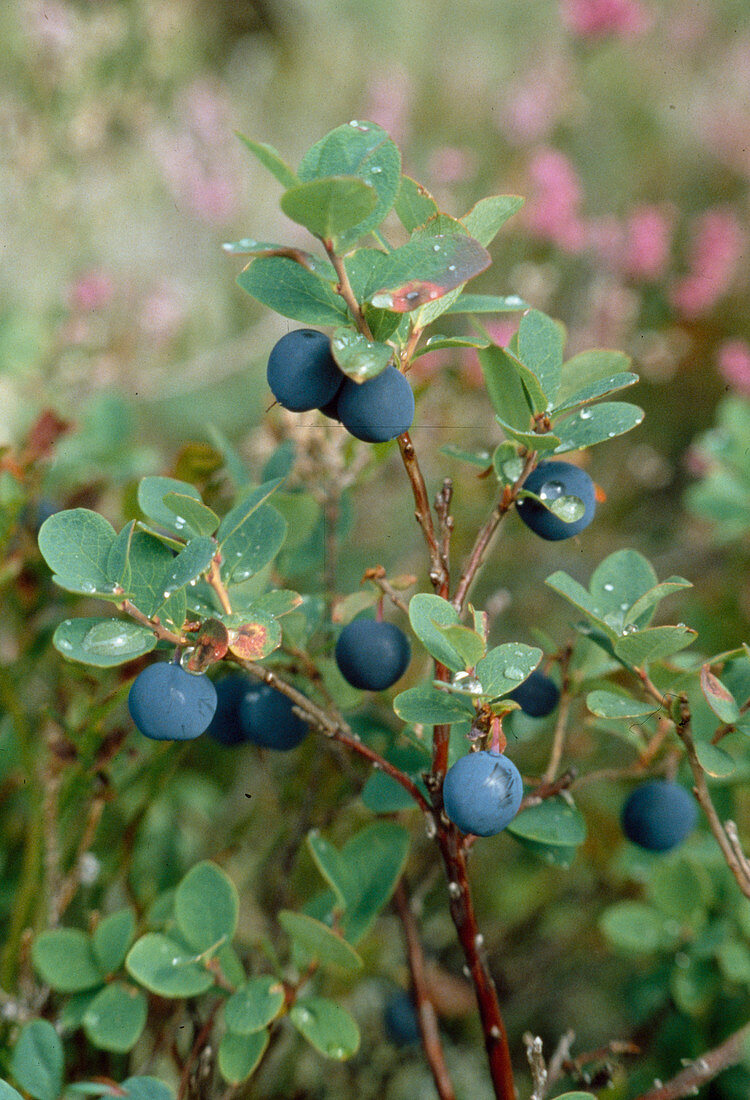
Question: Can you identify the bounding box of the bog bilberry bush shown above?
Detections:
[2,121,749,1100]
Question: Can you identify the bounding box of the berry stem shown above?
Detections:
[397,431,448,594]
[325,244,374,338]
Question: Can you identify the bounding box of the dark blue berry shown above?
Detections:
[267,329,343,412]
[508,669,560,718]
[128,663,217,741]
[206,674,250,746]
[516,460,596,541]
[334,619,411,691]
[384,991,421,1047]
[336,366,415,443]
[238,681,308,751]
[442,750,523,837]
[621,781,698,851]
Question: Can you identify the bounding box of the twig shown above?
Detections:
[207,558,233,616]
[523,1033,548,1100]
[452,451,537,613]
[546,1030,575,1088]
[50,790,106,924]
[393,880,456,1100]
[362,565,412,616]
[542,649,573,784]
[632,1020,750,1100]
[398,431,448,593]
[176,1000,222,1100]
[119,600,186,645]
[325,245,373,337]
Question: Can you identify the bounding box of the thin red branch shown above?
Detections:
[632,1019,750,1100]
[398,431,448,592]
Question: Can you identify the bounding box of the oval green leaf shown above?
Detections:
[290,997,360,1060]
[330,328,393,383]
[281,176,378,242]
[31,928,104,993]
[174,861,239,954]
[53,618,157,667]
[279,910,363,974]
[38,508,119,597]
[125,933,214,997]
[218,1030,269,1085]
[83,982,148,1053]
[92,909,136,975]
[224,977,286,1035]
[9,1020,64,1100]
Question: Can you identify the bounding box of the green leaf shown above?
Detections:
[460,195,524,246]
[586,690,659,719]
[31,928,104,993]
[368,235,491,313]
[218,479,284,543]
[161,537,215,597]
[497,418,560,452]
[493,443,525,485]
[125,933,214,997]
[224,977,285,1035]
[330,328,393,383]
[297,121,401,249]
[339,823,410,944]
[671,957,720,1015]
[237,257,349,326]
[280,176,378,243]
[225,610,282,660]
[507,796,586,850]
[442,292,527,314]
[38,509,119,597]
[83,982,148,1053]
[590,549,658,621]
[161,493,219,538]
[110,527,173,617]
[220,504,287,584]
[551,371,639,414]
[475,644,542,699]
[408,593,464,670]
[695,741,736,778]
[361,770,422,813]
[553,402,644,453]
[393,683,476,724]
[439,443,493,468]
[478,342,546,423]
[137,478,203,538]
[412,334,489,358]
[700,664,740,724]
[218,1031,269,1085]
[554,1094,598,1099]
[624,577,693,627]
[545,570,609,628]
[614,625,697,665]
[556,349,633,407]
[429,624,486,669]
[290,997,360,1060]
[307,830,354,911]
[10,1021,63,1100]
[647,858,712,921]
[174,861,239,954]
[394,175,439,232]
[53,617,158,667]
[92,909,136,975]
[236,133,298,188]
[599,901,678,953]
[279,911,363,974]
[0,1082,24,1100]
[249,589,303,618]
[119,1078,175,1100]
[517,309,564,405]
[717,940,750,984]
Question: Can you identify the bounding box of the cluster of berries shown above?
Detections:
[267,328,414,442]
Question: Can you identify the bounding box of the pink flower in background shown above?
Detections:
[717,339,750,395]
[68,270,115,312]
[670,208,745,317]
[622,205,673,281]
[24,0,75,52]
[524,147,586,252]
[428,146,477,185]
[139,282,188,341]
[362,66,411,145]
[501,63,570,144]
[560,0,652,39]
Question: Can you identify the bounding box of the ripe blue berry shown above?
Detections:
[334,619,411,691]
[238,681,308,751]
[508,669,560,718]
[442,750,523,837]
[128,663,217,741]
[516,460,596,541]
[384,991,420,1047]
[267,329,343,412]
[206,674,250,746]
[621,780,698,851]
[336,366,415,443]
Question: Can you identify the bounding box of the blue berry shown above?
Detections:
[267,329,343,412]
[621,780,698,851]
[443,750,523,837]
[516,460,596,541]
[128,663,217,741]
[508,669,560,718]
[238,681,308,751]
[334,619,411,691]
[206,674,250,746]
[336,366,415,443]
[384,991,420,1047]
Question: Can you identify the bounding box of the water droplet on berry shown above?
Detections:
[539,479,565,502]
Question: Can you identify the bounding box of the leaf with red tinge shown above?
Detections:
[185,618,229,671]
[700,664,740,724]
[227,614,282,660]
[368,234,491,313]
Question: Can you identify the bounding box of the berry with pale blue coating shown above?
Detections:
[267,329,343,412]
[238,681,308,750]
[621,780,698,851]
[128,663,217,741]
[335,619,411,691]
[516,460,596,541]
[442,750,523,837]
[206,674,250,746]
[508,669,560,718]
[336,366,415,443]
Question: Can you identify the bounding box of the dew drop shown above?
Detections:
[505,296,524,307]
[433,244,441,252]
[425,816,437,839]
[297,1008,311,1023]
[579,407,592,420]
[171,957,181,966]
[474,933,484,949]
[539,479,565,502]
[448,881,462,898]
[607,430,616,437]
[462,965,471,978]
[621,624,638,635]
[448,264,456,271]
[328,1045,346,1059]
[82,621,135,654]
[505,666,524,680]
[370,165,382,174]
[173,516,186,530]
[179,647,196,670]
[676,622,687,629]
[548,495,585,522]
[79,581,96,594]
[603,582,614,591]
[620,602,630,611]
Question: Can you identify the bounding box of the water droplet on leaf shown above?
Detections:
[82,621,137,654]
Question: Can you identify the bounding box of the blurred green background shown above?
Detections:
[4,1,750,1095]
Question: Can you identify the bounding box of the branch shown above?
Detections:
[632,1019,750,1100]
[523,1033,548,1100]
[362,565,412,616]
[398,431,448,593]
[393,880,456,1100]
[542,649,572,784]
[119,599,186,646]
[325,245,373,338]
